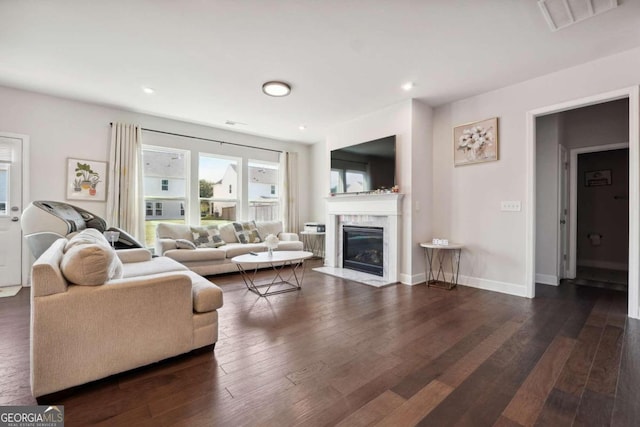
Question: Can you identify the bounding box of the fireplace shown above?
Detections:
[343,226,384,276]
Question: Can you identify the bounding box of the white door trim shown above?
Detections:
[0,132,30,286]
[526,86,640,318]
[569,142,629,279]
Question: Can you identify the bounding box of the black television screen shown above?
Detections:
[330,135,396,194]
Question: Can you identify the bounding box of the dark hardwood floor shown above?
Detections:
[1,260,639,426]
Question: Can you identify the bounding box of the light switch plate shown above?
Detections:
[501,201,521,212]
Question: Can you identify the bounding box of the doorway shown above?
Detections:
[566,147,629,291]
[526,86,640,318]
[0,133,29,288]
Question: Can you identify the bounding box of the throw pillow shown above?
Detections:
[191,225,226,248]
[176,238,197,250]
[60,243,120,286]
[232,221,262,244]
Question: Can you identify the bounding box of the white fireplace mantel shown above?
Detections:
[324,193,404,216]
[320,193,404,286]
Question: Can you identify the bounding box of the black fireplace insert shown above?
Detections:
[343,226,383,276]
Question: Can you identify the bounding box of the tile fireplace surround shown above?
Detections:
[314,193,403,287]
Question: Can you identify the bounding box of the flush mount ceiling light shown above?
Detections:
[262,81,291,97]
[142,86,155,94]
[538,0,618,31]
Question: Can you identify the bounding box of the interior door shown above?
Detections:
[0,135,23,287]
[558,144,569,279]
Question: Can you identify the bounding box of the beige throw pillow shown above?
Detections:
[61,243,121,286]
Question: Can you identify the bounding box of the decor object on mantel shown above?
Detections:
[454,117,499,166]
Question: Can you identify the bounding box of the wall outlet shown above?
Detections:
[501,201,521,212]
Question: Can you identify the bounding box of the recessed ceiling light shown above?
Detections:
[142,86,155,94]
[401,82,415,91]
[262,81,291,97]
[299,125,307,131]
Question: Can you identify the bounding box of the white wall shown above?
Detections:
[0,85,311,228]
[432,46,640,297]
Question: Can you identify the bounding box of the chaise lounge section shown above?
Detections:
[30,229,223,398]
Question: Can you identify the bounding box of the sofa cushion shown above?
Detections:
[191,225,226,248]
[60,243,121,286]
[232,221,262,244]
[176,239,197,250]
[256,221,284,239]
[121,256,188,278]
[164,248,226,262]
[219,223,238,243]
[277,240,304,251]
[156,222,192,241]
[182,271,224,313]
[223,243,266,258]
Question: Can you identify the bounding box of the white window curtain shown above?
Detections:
[280,151,299,233]
[106,123,145,241]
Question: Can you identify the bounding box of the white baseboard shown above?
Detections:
[447,274,528,297]
[535,273,559,286]
[400,272,426,286]
[577,259,628,271]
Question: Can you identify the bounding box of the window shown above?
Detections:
[143,146,188,248]
[199,154,239,226]
[248,161,280,222]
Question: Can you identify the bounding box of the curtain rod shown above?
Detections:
[109,123,283,154]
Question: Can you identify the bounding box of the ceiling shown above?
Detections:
[1,1,639,144]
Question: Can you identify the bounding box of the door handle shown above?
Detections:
[11,217,19,222]
[560,219,566,225]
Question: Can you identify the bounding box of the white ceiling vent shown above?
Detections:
[538,0,618,31]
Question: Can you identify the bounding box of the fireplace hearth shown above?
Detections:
[343,226,384,276]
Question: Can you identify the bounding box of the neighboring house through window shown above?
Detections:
[161,179,169,191]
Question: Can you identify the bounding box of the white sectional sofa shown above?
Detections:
[155,221,303,276]
[30,229,223,398]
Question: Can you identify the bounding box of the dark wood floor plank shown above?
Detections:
[611,318,640,427]
[0,263,632,427]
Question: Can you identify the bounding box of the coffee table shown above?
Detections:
[232,251,314,297]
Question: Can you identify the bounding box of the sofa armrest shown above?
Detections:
[116,248,152,263]
[156,238,177,256]
[278,232,299,241]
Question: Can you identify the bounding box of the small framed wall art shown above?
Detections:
[66,158,107,201]
[454,117,499,166]
[584,169,612,187]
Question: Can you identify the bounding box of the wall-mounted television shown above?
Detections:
[330,135,396,194]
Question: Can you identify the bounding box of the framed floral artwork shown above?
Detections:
[454,117,499,166]
[66,158,107,201]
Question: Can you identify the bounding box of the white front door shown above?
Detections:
[0,135,24,287]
